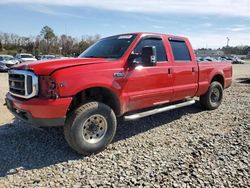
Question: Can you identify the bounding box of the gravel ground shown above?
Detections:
[0,63,249,187]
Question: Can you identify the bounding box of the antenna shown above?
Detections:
[226,37,230,47]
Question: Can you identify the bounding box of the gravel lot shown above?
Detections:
[0,62,249,187]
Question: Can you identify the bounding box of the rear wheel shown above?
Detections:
[64,102,117,155]
[200,81,223,110]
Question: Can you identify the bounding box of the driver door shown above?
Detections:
[124,37,174,112]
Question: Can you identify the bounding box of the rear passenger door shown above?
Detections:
[169,38,198,101]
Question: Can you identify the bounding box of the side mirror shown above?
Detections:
[127,53,140,68]
[141,46,157,66]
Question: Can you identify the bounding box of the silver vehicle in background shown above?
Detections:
[197,56,246,64]
[15,53,37,63]
[232,58,246,64]
[0,55,19,71]
[37,55,70,60]
[39,55,56,60]
[197,56,219,62]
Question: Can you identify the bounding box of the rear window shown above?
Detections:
[169,40,191,61]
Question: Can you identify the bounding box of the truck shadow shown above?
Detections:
[0,101,202,177]
[114,102,202,142]
[237,77,250,84]
[0,121,81,177]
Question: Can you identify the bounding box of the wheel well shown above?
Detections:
[68,87,121,116]
[211,75,224,88]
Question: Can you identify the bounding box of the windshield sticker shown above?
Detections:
[118,35,133,39]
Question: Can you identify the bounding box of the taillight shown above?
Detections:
[39,76,59,99]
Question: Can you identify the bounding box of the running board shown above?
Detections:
[124,100,195,121]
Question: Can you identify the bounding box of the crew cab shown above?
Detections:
[5,32,232,154]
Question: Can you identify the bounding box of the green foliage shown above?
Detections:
[221,46,250,55]
[0,26,100,56]
[40,26,56,41]
[0,50,18,55]
[197,46,250,55]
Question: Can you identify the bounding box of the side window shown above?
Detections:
[133,38,167,62]
[169,40,191,61]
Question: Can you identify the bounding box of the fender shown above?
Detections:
[196,64,225,96]
[51,65,129,115]
[209,70,224,84]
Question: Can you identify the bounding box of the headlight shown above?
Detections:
[39,76,59,99]
[0,63,6,67]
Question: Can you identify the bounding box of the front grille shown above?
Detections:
[8,70,38,99]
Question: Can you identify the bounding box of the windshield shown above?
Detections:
[0,56,14,61]
[4,56,14,60]
[79,34,137,59]
[21,54,33,58]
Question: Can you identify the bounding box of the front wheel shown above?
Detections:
[200,81,223,110]
[64,102,117,155]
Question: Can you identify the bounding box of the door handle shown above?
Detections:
[168,68,173,74]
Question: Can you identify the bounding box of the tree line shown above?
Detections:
[197,46,250,56]
[0,26,100,57]
[221,46,250,56]
[0,26,249,57]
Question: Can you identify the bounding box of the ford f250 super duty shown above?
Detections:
[5,32,232,154]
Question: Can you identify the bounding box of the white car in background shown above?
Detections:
[232,58,246,64]
[0,55,19,71]
[15,53,37,63]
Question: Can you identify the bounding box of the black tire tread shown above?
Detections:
[64,102,96,152]
[64,102,116,155]
[200,81,223,110]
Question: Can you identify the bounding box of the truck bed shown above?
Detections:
[197,61,232,96]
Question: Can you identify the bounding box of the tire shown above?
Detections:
[200,81,223,110]
[64,102,117,155]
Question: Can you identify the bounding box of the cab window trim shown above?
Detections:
[169,38,192,62]
[133,36,168,63]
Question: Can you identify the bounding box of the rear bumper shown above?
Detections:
[5,93,72,127]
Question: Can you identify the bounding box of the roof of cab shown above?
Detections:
[107,32,188,41]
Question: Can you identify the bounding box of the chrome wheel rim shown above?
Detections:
[82,114,107,144]
[211,87,220,103]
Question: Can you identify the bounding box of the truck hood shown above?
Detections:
[13,58,109,75]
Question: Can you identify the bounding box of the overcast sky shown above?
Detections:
[0,0,250,49]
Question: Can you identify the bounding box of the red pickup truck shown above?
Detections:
[5,32,232,154]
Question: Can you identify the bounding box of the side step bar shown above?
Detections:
[124,100,195,121]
